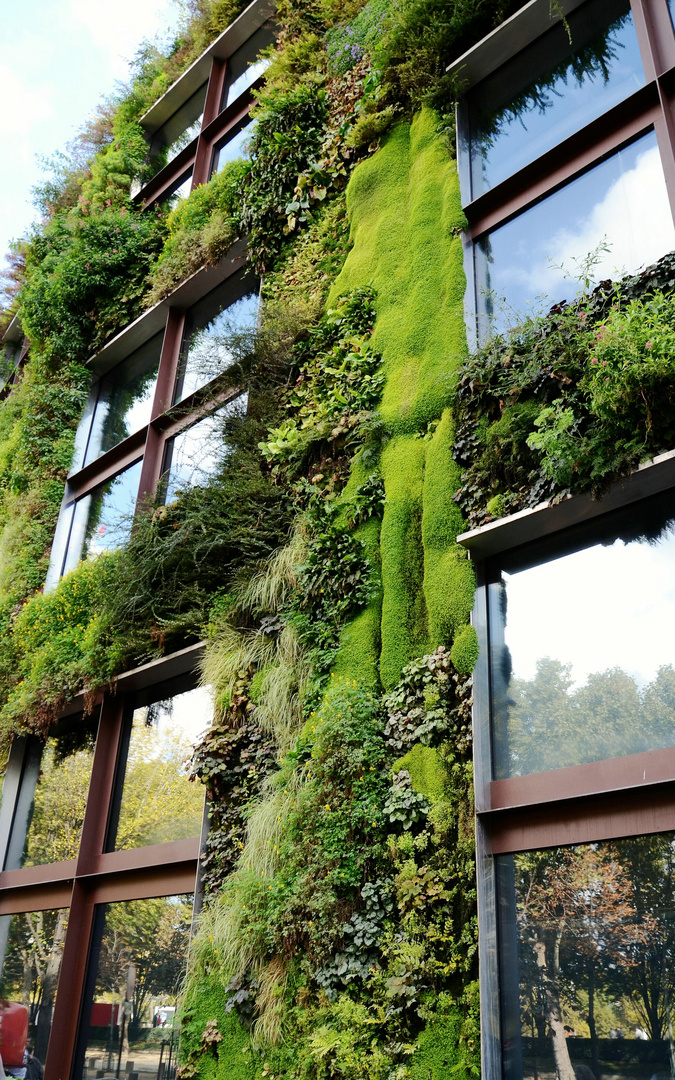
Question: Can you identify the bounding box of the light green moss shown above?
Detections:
[450,624,479,674]
[327,108,472,690]
[394,744,447,802]
[408,1001,477,1080]
[379,435,429,689]
[328,108,468,436]
[422,408,474,647]
[180,979,258,1080]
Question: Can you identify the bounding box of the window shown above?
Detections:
[111,686,210,850]
[81,333,163,466]
[474,129,675,333]
[174,276,259,403]
[497,834,675,1080]
[76,893,194,1080]
[47,263,258,588]
[135,3,277,209]
[455,0,675,341]
[492,499,675,779]
[456,7,675,1075]
[212,119,255,173]
[465,0,644,199]
[149,83,208,161]
[63,458,143,572]
[161,395,247,501]
[221,21,275,109]
[0,651,206,1080]
[461,462,675,1080]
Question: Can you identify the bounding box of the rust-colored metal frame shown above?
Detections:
[0,646,206,1080]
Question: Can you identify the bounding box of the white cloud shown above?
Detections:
[69,0,181,80]
[0,64,51,136]
[505,530,675,689]
[545,144,675,288]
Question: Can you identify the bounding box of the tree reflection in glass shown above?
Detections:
[502,834,675,1080]
[493,515,675,778]
[175,290,259,403]
[0,907,69,1067]
[112,686,210,851]
[84,334,163,465]
[79,894,192,1080]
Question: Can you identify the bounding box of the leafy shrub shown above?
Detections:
[326,0,392,75]
[21,207,165,365]
[241,86,327,270]
[146,160,249,304]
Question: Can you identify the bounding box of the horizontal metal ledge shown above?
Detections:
[77,836,201,879]
[87,238,247,378]
[457,448,675,560]
[490,743,675,811]
[140,0,275,136]
[446,0,586,89]
[485,778,675,855]
[58,640,206,719]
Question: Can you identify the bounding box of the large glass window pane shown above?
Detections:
[498,833,675,1080]
[0,907,69,1068]
[62,460,143,575]
[222,23,275,108]
[475,130,675,337]
[83,334,163,465]
[174,276,258,403]
[162,395,247,501]
[77,894,193,1080]
[492,495,675,779]
[111,686,209,851]
[467,0,644,198]
[18,718,97,869]
[213,120,255,174]
[149,83,207,161]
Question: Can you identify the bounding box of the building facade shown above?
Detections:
[2,1,675,1079]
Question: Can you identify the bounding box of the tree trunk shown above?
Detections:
[587,961,601,1080]
[534,935,577,1080]
[34,909,68,1063]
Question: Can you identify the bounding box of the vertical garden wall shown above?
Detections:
[9,0,665,1075]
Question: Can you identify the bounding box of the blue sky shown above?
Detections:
[1,0,181,266]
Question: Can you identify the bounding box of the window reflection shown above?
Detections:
[175,279,258,403]
[111,686,209,851]
[166,115,203,165]
[467,0,644,198]
[79,895,192,1080]
[162,395,247,501]
[213,120,255,174]
[149,83,207,162]
[62,460,143,575]
[222,23,275,109]
[475,130,675,338]
[162,172,193,212]
[492,505,675,778]
[499,834,675,1080]
[84,334,162,465]
[0,907,69,1067]
[20,719,97,869]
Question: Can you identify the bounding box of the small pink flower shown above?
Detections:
[605,377,610,382]
[602,360,608,366]
[85,263,90,270]
[590,358,598,364]
[646,340,654,348]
